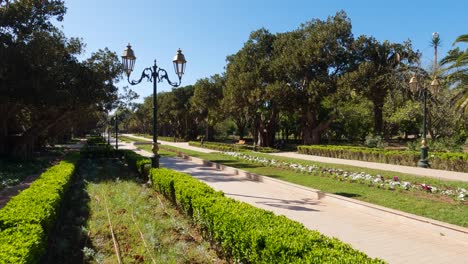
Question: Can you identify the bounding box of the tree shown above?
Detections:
[440,34,468,114]
[273,11,354,144]
[191,74,225,141]
[0,0,121,158]
[343,36,418,135]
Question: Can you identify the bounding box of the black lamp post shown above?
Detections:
[114,115,118,150]
[409,74,440,168]
[121,44,187,168]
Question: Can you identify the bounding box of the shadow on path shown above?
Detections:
[225,193,321,212]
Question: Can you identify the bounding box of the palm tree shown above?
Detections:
[440,34,468,114]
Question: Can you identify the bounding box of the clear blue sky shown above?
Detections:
[60,0,467,101]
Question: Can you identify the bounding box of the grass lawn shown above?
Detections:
[153,144,468,228]
[44,152,223,263]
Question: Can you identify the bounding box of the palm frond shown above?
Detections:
[453,34,468,45]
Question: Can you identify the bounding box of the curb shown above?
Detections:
[169,149,468,244]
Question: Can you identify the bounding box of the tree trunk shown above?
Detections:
[205,124,214,141]
[302,106,336,145]
[373,97,384,135]
[235,118,246,140]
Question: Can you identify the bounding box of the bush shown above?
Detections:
[297,145,468,172]
[364,134,385,148]
[120,150,151,180]
[0,224,45,264]
[0,153,80,263]
[189,141,279,153]
[149,168,383,263]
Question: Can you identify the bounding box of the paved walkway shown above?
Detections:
[117,139,468,263]
[123,134,468,182]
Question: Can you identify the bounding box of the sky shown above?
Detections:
[59,0,468,102]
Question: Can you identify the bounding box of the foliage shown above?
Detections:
[0,152,80,263]
[120,149,151,180]
[297,145,467,172]
[0,224,45,264]
[0,1,121,159]
[189,141,279,153]
[149,168,382,263]
[364,134,385,148]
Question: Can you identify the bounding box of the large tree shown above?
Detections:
[191,74,225,141]
[273,11,354,144]
[0,0,121,158]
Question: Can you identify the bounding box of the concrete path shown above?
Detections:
[117,139,468,263]
[121,134,219,153]
[123,134,467,182]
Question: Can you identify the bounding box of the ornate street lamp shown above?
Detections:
[121,44,187,168]
[409,73,440,168]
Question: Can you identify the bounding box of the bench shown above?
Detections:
[236,140,246,145]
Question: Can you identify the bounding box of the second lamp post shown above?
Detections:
[409,74,440,168]
[121,44,187,168]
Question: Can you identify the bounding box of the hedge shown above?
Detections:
[120,150,151,180]
[297,145,468,172]
[0,153,80,263]
[149,168,383,263]
[190,141,279,153]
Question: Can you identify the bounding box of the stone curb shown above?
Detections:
[170,149,468,244]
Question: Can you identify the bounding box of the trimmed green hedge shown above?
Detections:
[150,168,383,263]
[297,145,468,172]
[0,153,80,263]
[190,141,279,153]
[120,150,151,180]
[158,136,186,142]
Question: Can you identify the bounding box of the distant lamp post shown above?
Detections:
[114,115,118,150]
[409,73,440,168]
[121,44,187,168]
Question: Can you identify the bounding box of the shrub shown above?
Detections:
[149,168,383,263]
[120,150,151,180]
[297,145,468,172]
[364,134,385,148]
[189,141,279,153]
[0,224,45,264]
[0,153,80,263]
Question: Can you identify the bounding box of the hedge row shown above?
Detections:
[297,145,468,172]
[120,150,151,180]
[149,168,382,263]
[190,141,279,153]
[158,136,186,142]
[0,153,80,264]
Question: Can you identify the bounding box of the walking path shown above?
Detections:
[116,139,468,263]
[123,134,468,182]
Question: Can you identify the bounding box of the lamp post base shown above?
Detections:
[152,155,160,169]
[417,159,429,168]
[417,145,429,168]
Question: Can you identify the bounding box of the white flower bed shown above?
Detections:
[223,151,467,201]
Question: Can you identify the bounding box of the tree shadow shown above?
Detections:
[334,192,361,198]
